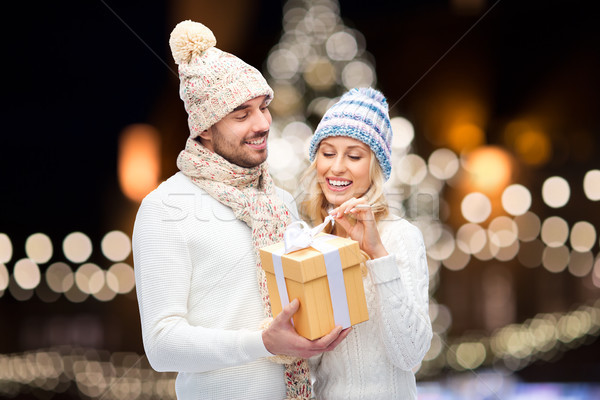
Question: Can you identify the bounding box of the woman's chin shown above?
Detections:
[323,192,350,207]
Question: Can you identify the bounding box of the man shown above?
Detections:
[132,20,349,400]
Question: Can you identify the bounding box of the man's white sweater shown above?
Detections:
[133,172,296,399]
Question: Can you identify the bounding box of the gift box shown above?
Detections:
[260,233,369,340]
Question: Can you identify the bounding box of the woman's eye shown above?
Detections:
[349,155,362,160]
[322,152,335,157]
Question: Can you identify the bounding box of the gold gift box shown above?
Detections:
[259,235,369,340]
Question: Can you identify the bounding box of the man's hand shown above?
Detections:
[262,298,351,359]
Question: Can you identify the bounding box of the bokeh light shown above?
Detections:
[304,58,336,90]
[428,148,459,180]
[593,257,600,288]
[75,264,104,295]
[542,245,570,273]
[0,233,13,264]
[473,240,496,261]
[455,342,486,369]
[583,170,600,201]
[488,216,519,248]
[64,284,88,303]
[423,333,443,361]
[63,232,93,264]
[462,146,513,194]
[447,123,485,154]
[46,262,74,293]
[268,137,301,173]
[325,31,358,60]
[267,48,300,80]
[341,60,375,89]
[118,124,161,203]
[25,233,54,264]
[390,117,415,150]
[419,221,444,249]
[307,97,337,118]
[514,129,551,166]
[442,247,470,271]
[101,231,132,262]
[541,216,569,247]
[396,154,428,186]
[501,184,532,216]
[93,282,117,302]
[432,303,453,333]
[514,212,541,242]
[106,263,136,295]
[427,228,456,261]
[282,121,313,141]
[568,251,594,277]
[13,259,41,290]
[542,176,570,208]
[494,240,520,262]
[461,192,492,223]
[0,263,9,292]
[456,223,487,254]
[269,83,303,116]
[569,221,596,252]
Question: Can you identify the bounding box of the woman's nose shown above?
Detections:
[330,155,346,174]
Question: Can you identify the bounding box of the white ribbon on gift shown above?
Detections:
[271,216,352,329]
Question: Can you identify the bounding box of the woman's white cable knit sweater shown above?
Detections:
[310,215,432,400]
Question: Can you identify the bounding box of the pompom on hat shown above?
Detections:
[309,87,393,181]
[169,20,274,138]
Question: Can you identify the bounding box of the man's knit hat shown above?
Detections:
[309,87,393,180]
[169,20,274,138]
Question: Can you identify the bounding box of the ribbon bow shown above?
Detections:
[283,215,334,253]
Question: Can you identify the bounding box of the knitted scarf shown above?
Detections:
[176,138,311,400]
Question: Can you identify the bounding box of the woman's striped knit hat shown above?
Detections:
[309,87,393,180]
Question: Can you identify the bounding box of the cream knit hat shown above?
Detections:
[169,20,274,138]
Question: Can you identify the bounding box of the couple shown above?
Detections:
[132,20,432,400]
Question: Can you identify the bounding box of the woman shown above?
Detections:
[299,87,432,399]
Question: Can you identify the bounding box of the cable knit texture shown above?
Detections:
[309,215,432,400]
[133,164,306,399]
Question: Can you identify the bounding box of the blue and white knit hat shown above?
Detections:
[308,87,393,180]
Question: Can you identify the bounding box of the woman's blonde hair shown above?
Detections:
[297,148,389,236]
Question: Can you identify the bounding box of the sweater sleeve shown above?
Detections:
[364,220,432,371]
[133,197,272,373]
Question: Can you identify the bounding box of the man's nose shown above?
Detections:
[251,110,270,132]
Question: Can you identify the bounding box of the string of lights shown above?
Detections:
[0,348,176,399]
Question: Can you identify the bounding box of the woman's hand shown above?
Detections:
[330,198,388,259]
